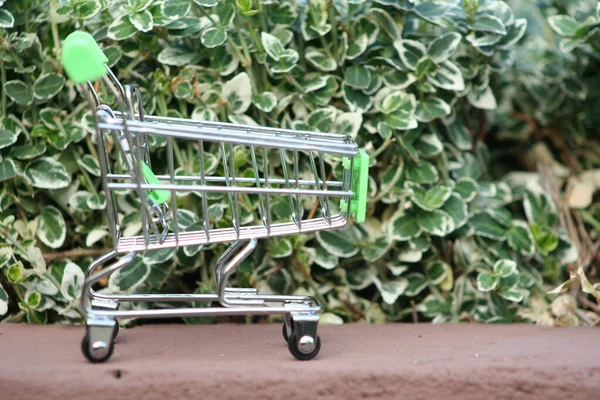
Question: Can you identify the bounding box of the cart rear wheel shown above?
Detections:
[282,320,295,343]
[288,332,321,361]
[82,332,114,363]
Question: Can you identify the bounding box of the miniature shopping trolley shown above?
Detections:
[61,31,369,362]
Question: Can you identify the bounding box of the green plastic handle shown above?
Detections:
[341,149,369,223]
[61,31,109,84]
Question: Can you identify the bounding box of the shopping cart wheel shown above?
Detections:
[282,318,295,343]
[287,332,321,361]
[81,331,114,363]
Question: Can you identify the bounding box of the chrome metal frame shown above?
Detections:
[78,65,360,362]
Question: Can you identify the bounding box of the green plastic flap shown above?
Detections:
[141,163,171,205]
[341,149,369,223]
[61,31,109,84]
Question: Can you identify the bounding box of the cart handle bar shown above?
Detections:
[61,31,170,204]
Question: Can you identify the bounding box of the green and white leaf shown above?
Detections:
[4,80,33,105]
[108,256,151,292]
[306,48,338,72]
[374,276,408,305]
[390,213,421,240]
[409,182,453,212]
[316,226,361,258]
[469,14,507,35]
[428,61,465,91]
[405,159,439,184]
[548,15,579,37]
[417,209,454,236]
[493,259,517,278]
[33,74,65,100]
[467,86,497,110]
[26,158,71,189]
[415,97,451,122]
[60,261,84,301]
[506,221,535,256]
[477,271,499,292]
[222,72,252,114]
[0,8,15,28]
[428,32,462,63]
[36,206,66,249]
[393,39,427,70]
[252,92,277,112]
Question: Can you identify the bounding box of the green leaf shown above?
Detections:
[530,222,559,255]
[506,221,535,256]
[37,206,66,249]
[371,8,401,40]
[270,2,296,25]
[374,277,408,305]
[470,212,506,240]
[415,133,443,156]
[0,129,18,150]
[441,193,468,229]
[130,10,154,32]
[108,17,138,40]
[493,259,517,278]
[498,18,527,49]
[313,246,338,270]
[193,0,219,6]
[272,238,293,258]
[108,256,151,292]
[0,8,15,28]
[0,282,8,315]
[393,39,426,71]
[261,32,285,60]
[222,72,252,114]
[498,288,524,302]
[33,74,65,101]
[345,65,371,89]
[417,209,454,236]
[467,86,497,110]
[404,272,428,296]
[70,0,102,19]
[410,182,453,212]
[427,260,450,285]
[26,158,71,189]
[306,48,337,72]
[390,213,421,241]
[334,112,362,138]
[158,47,199,66]
[162,0,191,18]
[415,97,451,122]
[446,118,472,151]
[561,77,587,100]
[252,91,277,112]
[347,34,369,60]
[477,272,499,292]
[378,90,416,114]
[307,107,336,132]
[428,32,462,63]
[523,186,557,227]
[0,159,17,182]
[428,61,465,91]
[342,84,373,112]
[60,261,84,301]
[469,14,507,35]
[362,237,391,262]
[413,2,446,24]
[201,27,227,48]
[316,226,360,258]
[385,110,418,130]
[405,159,438,184]
[4,80,33,105]
[548,15,579,37]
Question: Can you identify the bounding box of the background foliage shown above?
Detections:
[0,0,599,327]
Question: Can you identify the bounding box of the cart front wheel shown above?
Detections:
[288,332,321,361]
[282,319,295,343]
[82,332,114,363]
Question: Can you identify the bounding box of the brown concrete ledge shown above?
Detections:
[1,323,599,400]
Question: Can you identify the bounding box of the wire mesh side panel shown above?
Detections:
[96,116,358,252]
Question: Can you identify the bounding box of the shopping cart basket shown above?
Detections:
[61,31,369,362]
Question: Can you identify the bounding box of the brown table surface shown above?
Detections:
[1,322,598,400]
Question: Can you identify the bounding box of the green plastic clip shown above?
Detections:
[61,31,109,84]
[341,149,369,223]
[141,163,171,205]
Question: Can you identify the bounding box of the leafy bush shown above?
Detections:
[0,0,598,326]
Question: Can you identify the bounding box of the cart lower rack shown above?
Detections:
[61,31,369,362]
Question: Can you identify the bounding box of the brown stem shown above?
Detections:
[410,300,418,323]
[43,248,111,262]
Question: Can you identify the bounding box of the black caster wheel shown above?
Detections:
[112,324,119,341]
[282,320,295,343]
[81,332,114,363]
[288,332,321,361]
